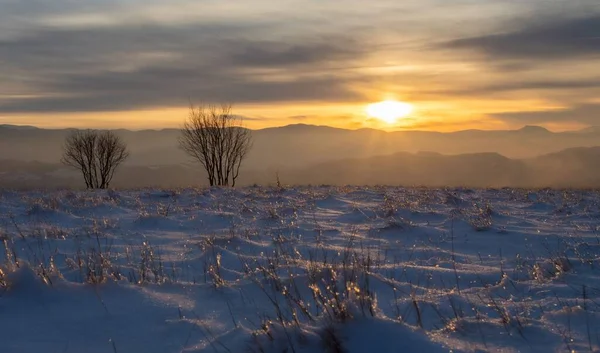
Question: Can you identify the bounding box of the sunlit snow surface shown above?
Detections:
[1,187,599,352]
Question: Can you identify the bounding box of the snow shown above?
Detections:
[1,186,599,352]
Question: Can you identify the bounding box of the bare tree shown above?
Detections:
[61,130,129,189]
[179,104,252,187]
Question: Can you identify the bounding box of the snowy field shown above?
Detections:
[1,186,600,352]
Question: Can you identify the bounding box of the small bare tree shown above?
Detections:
[179,104,252,187]
[61,130,129,189]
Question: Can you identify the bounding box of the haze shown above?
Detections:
[0,124,599,188]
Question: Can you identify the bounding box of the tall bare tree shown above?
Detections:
[179,104,252,187]
[61,130,129,189]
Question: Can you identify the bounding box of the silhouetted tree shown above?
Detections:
[179,104,252,187]
[61,130,129,189]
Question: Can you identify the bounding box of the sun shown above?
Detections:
[366,100,413,124]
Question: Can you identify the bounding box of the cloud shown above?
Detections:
[0,73,361,112]
[228,39,360,68]
[1,0,600,130]
[491,104,600,125]
[0,23,366,113]
[445,15,600,60]
[479,79,600,92]
[288,115,309,121]
[439,78,600,98]
[234,115,269,122]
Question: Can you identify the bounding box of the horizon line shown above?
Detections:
[1,122,597,134]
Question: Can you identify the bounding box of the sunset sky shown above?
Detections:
[1,0,599,131]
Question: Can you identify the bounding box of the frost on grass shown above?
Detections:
[0,187,600,352]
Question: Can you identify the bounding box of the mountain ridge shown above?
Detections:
[1,123,599,169]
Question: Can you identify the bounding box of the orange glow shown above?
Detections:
[366,100,413,123]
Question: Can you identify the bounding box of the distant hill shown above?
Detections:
[1,147,599,189]
[2,124,600,171]
[275,151,526,188]
[574,126,600,134]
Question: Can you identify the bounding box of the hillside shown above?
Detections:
[2,147,599,188]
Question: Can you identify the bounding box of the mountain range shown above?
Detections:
[0,124,599,188]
